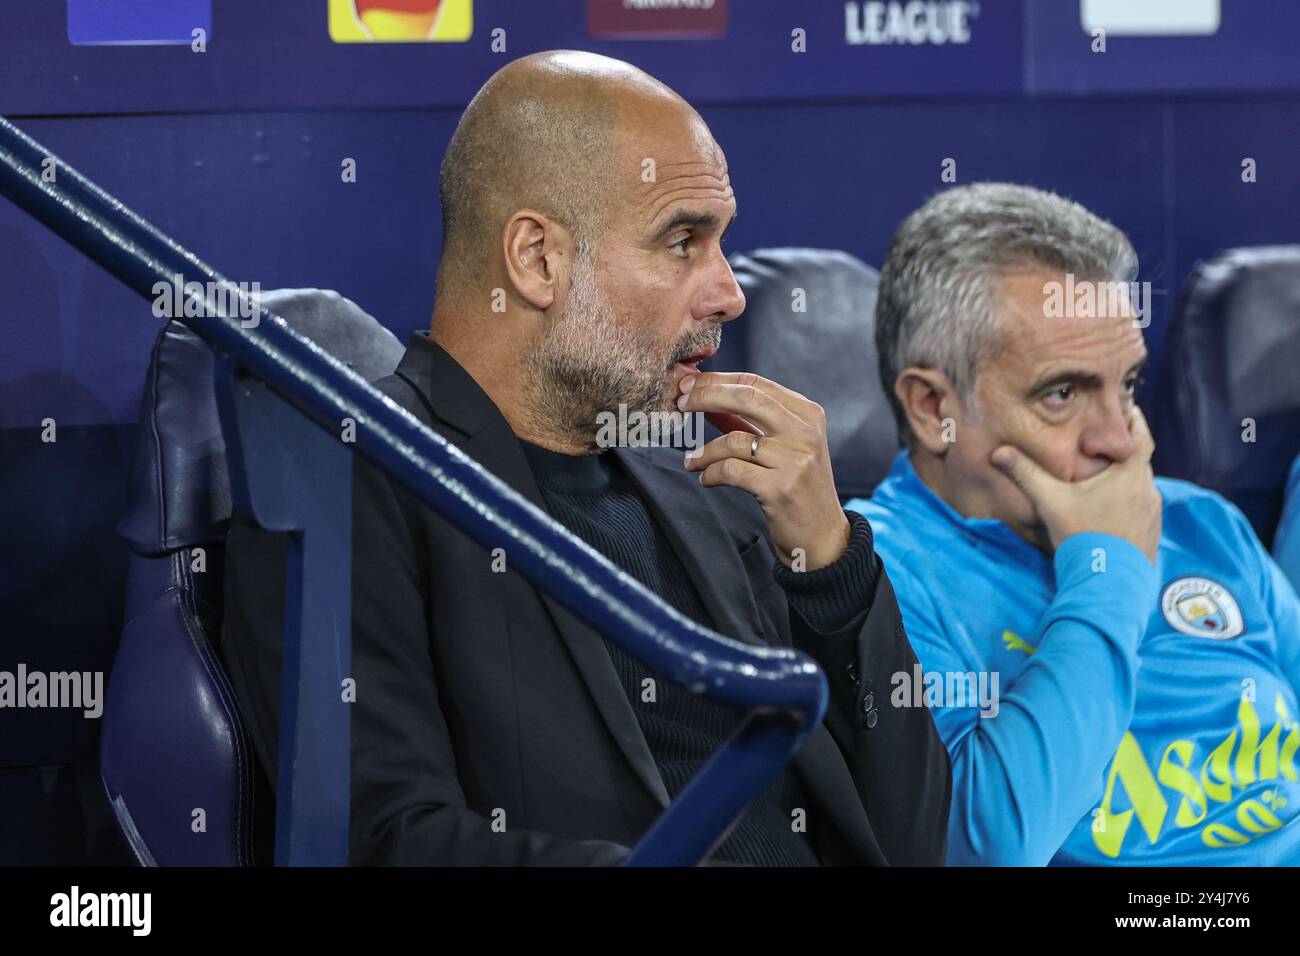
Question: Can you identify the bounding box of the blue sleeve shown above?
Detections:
[893,533,1156,866]
[1262,540,1300,701]
[1273,454,1300,599]
[1223,496,1300,697]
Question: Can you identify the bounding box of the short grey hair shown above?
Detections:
[875,182,1138,447]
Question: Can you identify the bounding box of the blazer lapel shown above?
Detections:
[395,333,670,810]
[617,445,885,862]
[614,446,768,647]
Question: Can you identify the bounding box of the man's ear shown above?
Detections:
[502,209,574,312]
[895,367,962,455]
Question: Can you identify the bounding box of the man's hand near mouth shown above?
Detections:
[989,406,1163,564]
[677,370,852,571]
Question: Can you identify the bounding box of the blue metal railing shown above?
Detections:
[0,115,829,866]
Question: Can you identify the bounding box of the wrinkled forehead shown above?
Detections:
[612,109,735,231]
[992,269,1147,373]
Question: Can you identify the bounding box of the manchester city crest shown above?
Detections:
[1160,577,1245,639]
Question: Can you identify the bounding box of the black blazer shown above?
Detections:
[220,331,951,866]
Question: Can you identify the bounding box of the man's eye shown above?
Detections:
[671,237,690,257]
[1043,385,1074,407]
[1124,375,1144,394]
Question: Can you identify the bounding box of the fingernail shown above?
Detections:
[684,446,702,463]
[680,375,697,393]
[676,392,689,410]
[990,449,1011,468]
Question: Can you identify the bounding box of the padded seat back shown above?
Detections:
[1152,247,1300,547]
[102,289,404,866]
[721,248,898,500]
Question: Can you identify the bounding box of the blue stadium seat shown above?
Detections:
[722,248,897,500]
[1151,246,1300,549]
[102,289,403,866]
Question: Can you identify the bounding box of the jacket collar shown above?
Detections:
[882,451,1045,564]
[393,330,500,440]
[395,331,769,643]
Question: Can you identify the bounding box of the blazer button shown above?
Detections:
[846,661,860,686]
[864,709,879,729]
[862,692,874,711]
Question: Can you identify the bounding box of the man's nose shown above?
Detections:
[1080,394,1137,463]
[696,250,746,324]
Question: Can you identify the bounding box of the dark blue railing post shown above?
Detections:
[0,114,829,867]
[216,363,353,866]
[625,711,807,866]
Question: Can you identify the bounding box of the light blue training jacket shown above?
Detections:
[847,453,1300,865]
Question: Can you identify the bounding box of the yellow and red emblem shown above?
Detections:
[328,0,472,42]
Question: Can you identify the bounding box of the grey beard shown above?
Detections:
[518,249,720,453]
[523,352,671,452]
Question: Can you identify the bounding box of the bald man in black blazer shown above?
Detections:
[220,50,950,866]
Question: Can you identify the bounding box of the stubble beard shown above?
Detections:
[520,246,719,454]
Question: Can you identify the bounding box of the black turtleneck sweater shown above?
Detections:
[517,438,880,867]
